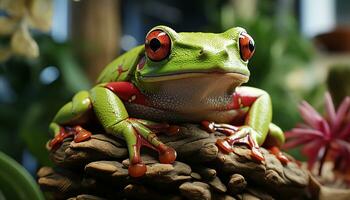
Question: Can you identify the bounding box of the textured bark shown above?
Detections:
[39,124,312,200]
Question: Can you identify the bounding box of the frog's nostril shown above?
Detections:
[199,49,210,57]
[218,50,229,58]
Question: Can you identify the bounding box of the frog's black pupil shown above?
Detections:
[248,40,255,52]
[149,38,161,52]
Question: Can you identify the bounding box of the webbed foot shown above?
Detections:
[49,125,92,150]
[202,121,264,162]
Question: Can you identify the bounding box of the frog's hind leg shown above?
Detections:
[129,120,177,164]
[90,86,176,177]
[263,123,289,164]
[48,91,93,149]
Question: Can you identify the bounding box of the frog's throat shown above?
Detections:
[139,72,249,83]
[134,73,247,115]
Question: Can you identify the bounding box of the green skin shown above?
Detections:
[49,26,285,177]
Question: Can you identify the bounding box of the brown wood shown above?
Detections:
[38,124,313,199]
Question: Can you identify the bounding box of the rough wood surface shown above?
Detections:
[38,124,311,200]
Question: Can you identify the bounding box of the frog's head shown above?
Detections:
[135,25,255,102]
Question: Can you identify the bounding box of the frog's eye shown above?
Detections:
[239,32,255,61]
[145,30,171,61]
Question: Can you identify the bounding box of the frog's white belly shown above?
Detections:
[125,103,248,124]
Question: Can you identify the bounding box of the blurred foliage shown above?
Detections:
[0,35,90,165]
[0,0,52,60]
[0,151,44,200]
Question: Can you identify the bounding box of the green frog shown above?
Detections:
[48,25,287,177]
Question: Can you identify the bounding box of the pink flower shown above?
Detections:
[284,92,350,175]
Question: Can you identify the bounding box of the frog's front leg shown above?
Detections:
[90,85,176,177]
[264,123,289,164]
[48,91,93,149]
[203,86,273,161]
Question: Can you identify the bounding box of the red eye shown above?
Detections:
[239,32,255,61]
[145,30,171,61]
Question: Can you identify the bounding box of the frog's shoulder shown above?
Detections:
[96,45,144,83]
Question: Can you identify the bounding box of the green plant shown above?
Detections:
[0,151,44,200]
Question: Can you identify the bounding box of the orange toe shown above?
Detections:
[159,146,177,164]
[251,147,265,162]
[128,163,147,178]
[74,130,92,143]
[49,136,63,149]
[216,138,234,153]
[201,121,215,133]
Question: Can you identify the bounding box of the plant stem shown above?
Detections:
[318,145,330,176]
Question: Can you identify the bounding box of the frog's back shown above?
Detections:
[96,45,144,83]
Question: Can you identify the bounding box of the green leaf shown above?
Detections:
[0,151,44,200]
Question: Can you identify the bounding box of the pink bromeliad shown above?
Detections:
[284,92,350,175]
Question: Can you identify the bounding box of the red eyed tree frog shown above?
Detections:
[48,26,287,178]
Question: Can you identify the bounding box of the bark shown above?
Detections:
[38,124,312,200]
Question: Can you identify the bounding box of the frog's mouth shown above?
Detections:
[140,71,249,83]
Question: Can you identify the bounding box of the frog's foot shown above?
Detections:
[49,125,92,150]
[69,125,92,143]
[49,127,73,150]
[201,120,238,135]
[268,146,289,165]
[201,121,264,162]
[216,133,264,162]
[123,119,177,177]
[137,119,180,136]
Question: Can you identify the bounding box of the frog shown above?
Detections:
[48,25,288,178]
